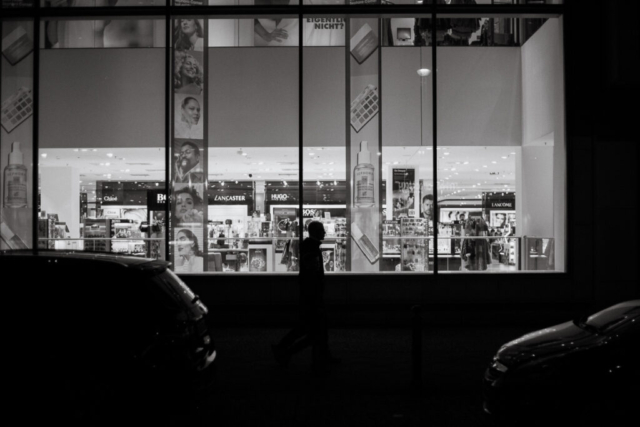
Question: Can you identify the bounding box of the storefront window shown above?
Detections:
[36,17,167,257]
[436,14,564,272]
[170,16,300,273]
[1,19,34,250]
[1,4,566,275]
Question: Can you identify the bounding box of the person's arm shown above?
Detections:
[254,20,289,43]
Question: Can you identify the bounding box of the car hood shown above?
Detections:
[496,320,595,367]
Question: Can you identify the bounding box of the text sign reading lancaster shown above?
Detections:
[214,195,246,202]
[208,191,252,205]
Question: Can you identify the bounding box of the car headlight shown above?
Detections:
[492,360,509,373]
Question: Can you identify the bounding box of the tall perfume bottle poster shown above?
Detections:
[348,18,381,272]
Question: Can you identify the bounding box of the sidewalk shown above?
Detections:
[183,326,532,427]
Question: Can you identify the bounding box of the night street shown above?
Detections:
[117,324,631,427]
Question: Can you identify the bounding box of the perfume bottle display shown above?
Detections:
[354,140,375,208]
[3,141,28,208]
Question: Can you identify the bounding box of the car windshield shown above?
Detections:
[585,300,640,333]
[151,270,197,308]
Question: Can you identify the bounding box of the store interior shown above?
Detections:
[38,144,521,272]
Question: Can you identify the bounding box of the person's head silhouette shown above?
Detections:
[308,221,326,241]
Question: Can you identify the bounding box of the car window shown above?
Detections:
[151,270,197,308]
[587,301,640,333]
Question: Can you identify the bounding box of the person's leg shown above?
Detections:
[311,312,330,369]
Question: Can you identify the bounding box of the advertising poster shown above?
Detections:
[490,210,515,229]
[173,139,204,186]
[175,94,203,139]
[390,167,416,219]
[440,208,482,224]
[174,50,204,96]
[173,184,204,227]
[172,19,208,271]
[321,248,334,272]
[174,226,205,274]
[304,17,345,46]
[348,18,381,272]
[249,248,267,272]
[2,24,32,66]
[174,18,204,51]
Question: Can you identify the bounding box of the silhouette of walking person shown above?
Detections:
[272,221,340,375]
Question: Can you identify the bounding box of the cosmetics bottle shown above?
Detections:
[351,222,379,263]
[354,140,375,207]
[3,141,28,208]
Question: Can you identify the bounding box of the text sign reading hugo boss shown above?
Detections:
[270,193,289,202]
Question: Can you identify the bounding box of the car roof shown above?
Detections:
[0,250,169,273]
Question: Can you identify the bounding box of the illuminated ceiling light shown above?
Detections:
[92,149,98,152]
[463,161,469,165]
[105,163,110,166]
[106,153,113,157]
[377,152,381,156]
[444,152,450,155]
[492,161,497,164]
[309,153,315,156]
[73,149,79,152]
[483,165,487,168]
[417,68,431,77]
[393,161,399,165]
[501,156,507,159]
[41,153,47,158]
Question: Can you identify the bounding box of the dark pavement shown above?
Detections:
[185,326,530,427]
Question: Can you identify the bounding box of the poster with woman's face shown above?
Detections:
[174,50,204,95]
[173,138,204,185]
[175,94,203,139]
[490,211,513,228]
[174,226,204,273]
[173,183,204,226]
[174,18,204,51]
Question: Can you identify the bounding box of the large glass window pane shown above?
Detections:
[436,14,565,272]
[170,16,299,274]
[1,19,34,250]
[303,15,435,274]
[38,17,167,258]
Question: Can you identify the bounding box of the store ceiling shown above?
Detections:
[40,145,516,203]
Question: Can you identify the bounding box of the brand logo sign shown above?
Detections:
[103,195,118,202]
[147,189,167,210]
[214,195,246,202]
[271,193,289,201]
[303,208,318,217]
[489,201,514,209]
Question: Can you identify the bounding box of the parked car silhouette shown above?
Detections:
[483,300,639,425]
[3,251,216,423]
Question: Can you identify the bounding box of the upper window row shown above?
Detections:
[3,0,564,9]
